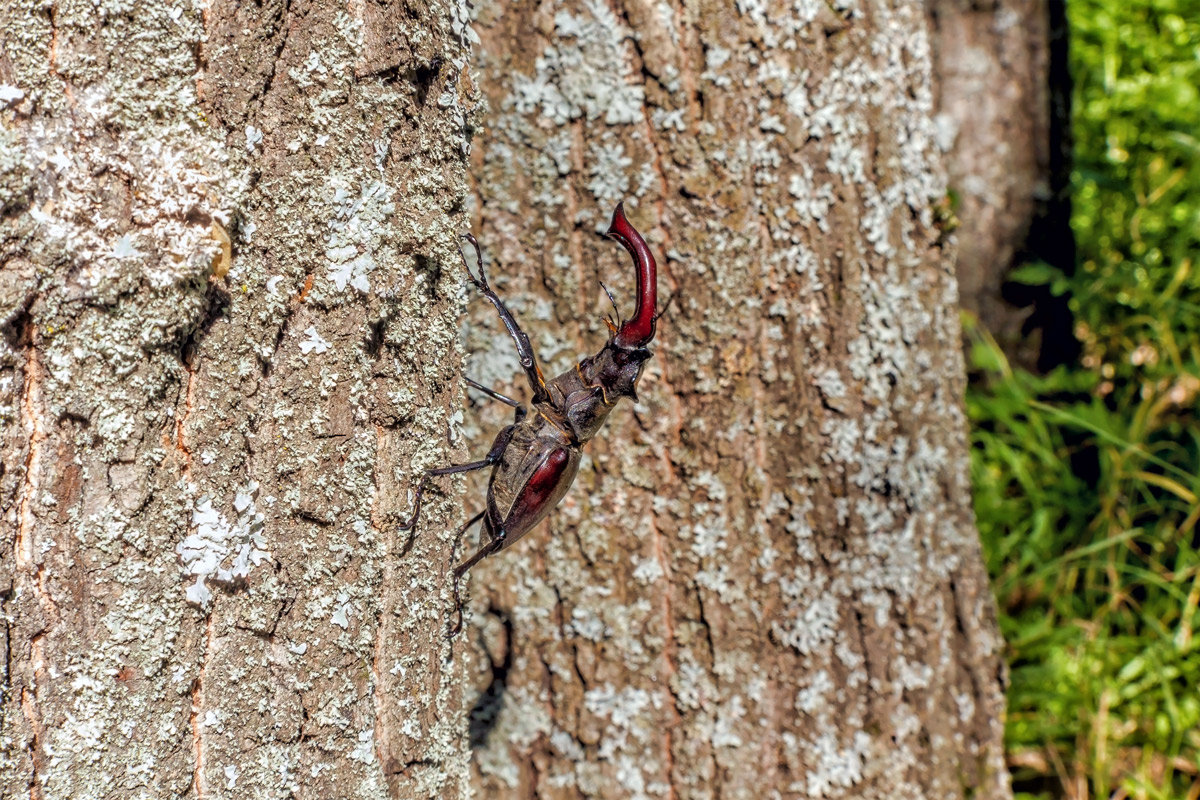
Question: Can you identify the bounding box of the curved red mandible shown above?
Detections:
[606,203,658,349]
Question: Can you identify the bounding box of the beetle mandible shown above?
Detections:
[398,203,658,624]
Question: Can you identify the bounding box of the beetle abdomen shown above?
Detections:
[487,430,581,549]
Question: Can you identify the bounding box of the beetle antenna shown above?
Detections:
[653,291,676,325]
[599,280,622,329]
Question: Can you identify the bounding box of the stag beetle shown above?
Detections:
[399,203,658,628]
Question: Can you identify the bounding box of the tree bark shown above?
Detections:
[928,0,1079,371]
[1,0,474,797]
[928,0,1051,343]
[460,1,1011,798]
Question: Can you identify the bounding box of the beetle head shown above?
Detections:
[586,343,652,403]
[568,343,652,441]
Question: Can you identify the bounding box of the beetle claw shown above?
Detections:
[605,202,658,349]
[459,233,489,290]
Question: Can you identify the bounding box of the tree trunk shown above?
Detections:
[1,0,474,797]
[928,0,1079,370]
[928,0,1050,346]
[460,1,1011,798]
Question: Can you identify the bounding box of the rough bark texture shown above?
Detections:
[460,1,1011,798]
[927,0,1051,349]
[0,0,475,797]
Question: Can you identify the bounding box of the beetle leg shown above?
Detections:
[397,424,517,532]
[459,235,554,406]
[464,377,522,410]
[452,532,506,579]
[396,458,495,533]
[447,509,485,638]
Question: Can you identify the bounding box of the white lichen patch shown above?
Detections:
[0,83,25,104]
[324,179,396,293]
[586,140,634,210]
[473,684,554,787]
[773,575,840,655]
[300,326,332,356]
[245,125,263,152]
[330,592,354,629]
[18,112,234,301]
[508,0,644,125]
[795,669,835,714]
[711,695,747,748]
[631,555,665,585]
[804,731,872,798]
[176,484,270,608]
[584,683,656,760]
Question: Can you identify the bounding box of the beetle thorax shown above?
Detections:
[547,342,652,444]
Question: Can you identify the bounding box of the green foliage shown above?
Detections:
[1070,0,1200,383]
[966,0,1200,797]
[968,324,1200,799]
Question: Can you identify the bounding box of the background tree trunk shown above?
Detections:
[460,1,1012,798]
[928,0,1050,344]
[928,0,1079,370]
[1,0,474,797]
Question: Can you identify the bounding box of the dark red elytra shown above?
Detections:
[399,203,659,633]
